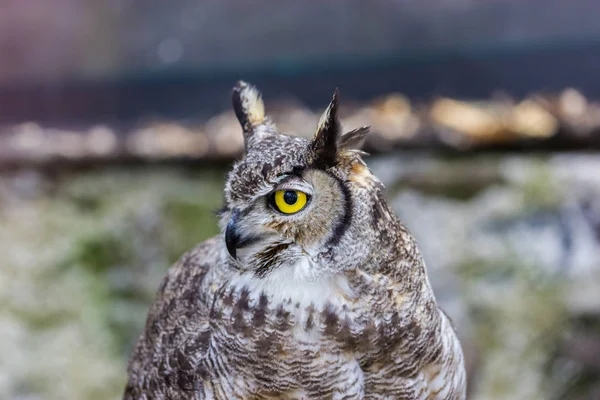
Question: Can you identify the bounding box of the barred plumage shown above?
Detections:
[124,82,466,399]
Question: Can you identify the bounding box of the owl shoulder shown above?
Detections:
[130,236,221,356]
[150,236,221,313]
[126,237,222,392]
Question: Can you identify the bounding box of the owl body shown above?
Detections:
[124,83,466,399]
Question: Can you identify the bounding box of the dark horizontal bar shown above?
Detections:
[1,38,600,125]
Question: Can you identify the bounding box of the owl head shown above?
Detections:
[221,81,398,279]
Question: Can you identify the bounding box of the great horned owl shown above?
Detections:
[124,82,467,399]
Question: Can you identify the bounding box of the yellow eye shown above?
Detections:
[272,190,308,214]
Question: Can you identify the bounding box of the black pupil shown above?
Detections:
[283,191,298,205]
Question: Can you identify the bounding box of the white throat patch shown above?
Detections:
[227,254,354,311]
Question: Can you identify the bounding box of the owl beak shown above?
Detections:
[225,208,264,260]
[225,209,241,260]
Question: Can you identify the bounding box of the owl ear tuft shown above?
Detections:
[312,89,370,167]
[312,88,342,168]
[339,126,370,150]
[232,81,266,148]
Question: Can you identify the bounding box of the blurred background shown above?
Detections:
[1,1,600,399]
